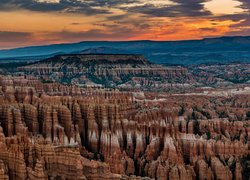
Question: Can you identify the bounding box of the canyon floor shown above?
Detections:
[0,54,249,179]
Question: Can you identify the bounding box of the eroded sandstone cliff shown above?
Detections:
[17,54,193,91]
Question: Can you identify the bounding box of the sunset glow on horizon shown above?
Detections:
[0,0,250,49]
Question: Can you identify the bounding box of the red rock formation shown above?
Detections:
[0,75,249,179]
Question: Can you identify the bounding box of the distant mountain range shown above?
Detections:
[1,36,250,65]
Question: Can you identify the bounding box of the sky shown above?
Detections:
[0,0,249,49]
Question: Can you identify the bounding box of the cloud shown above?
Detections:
[209,3,250,37]
[86,0,138,7]
[0,0,112,15]
[0,31,34,49]
[238,0,250,12]
[70,22,81,25]
[199,27,217,32]
[0,31,32,42]
[0,0,212,17]
[0,0,250,49]
[46,28,142,41]
[0,0,247,20]
[124,0,212,17]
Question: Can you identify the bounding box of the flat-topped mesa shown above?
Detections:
[42,54,152,66]
[17,54,191,90]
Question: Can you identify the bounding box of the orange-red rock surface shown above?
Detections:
[0,75,249,179]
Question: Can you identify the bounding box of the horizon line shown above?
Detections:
[1,35,250,51]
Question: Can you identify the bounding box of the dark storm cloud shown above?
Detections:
[124,0,212,17]
[0,0,249,19]
[0,0,142,15]
[107,14,130,21]
[238,0,250,11]
[0,0,112,15]
[0,0,212,17]
[87,0,138,7]
[0,31,32,42]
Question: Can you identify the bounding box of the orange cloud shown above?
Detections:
[130,18,242,41]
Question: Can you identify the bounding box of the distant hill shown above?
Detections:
[76,47,131,54]
[1,36,250,65]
